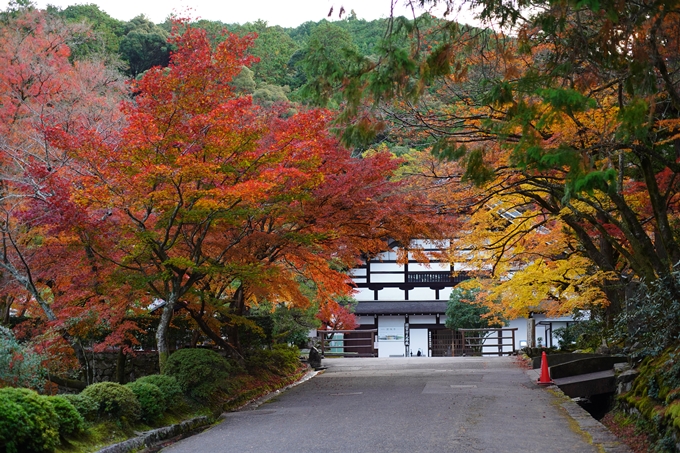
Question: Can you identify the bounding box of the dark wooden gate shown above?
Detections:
[318,329,377,357]
[429,329,457,357]
[457,328,518,356]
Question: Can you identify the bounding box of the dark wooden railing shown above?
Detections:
[406,271,468,284]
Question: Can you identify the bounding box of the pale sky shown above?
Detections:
[5,0,478,27]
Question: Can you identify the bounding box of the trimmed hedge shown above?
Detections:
[125,381,165,423]
[48,395,85,436]
[0,392,33,453]
[134,374,183,409]
[0,387,59,453]
[60,392,99,421]
[81,382,141,422]
[245,344,301,375]
[163,348,233,402]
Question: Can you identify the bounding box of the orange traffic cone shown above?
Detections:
[537,351,553,385]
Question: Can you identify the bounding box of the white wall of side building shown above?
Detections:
[409,287,437,300]
[409,329,429,356]
[377,316,407,357]
[354,287,374,301]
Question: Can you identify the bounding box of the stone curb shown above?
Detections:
[94,369,319,453]
[95,416,212,453]
[227,369,319,412]
[526,368,632,453]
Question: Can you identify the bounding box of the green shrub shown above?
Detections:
[81,382,141,422]
[245,344,300,375]
[48,395,85,437]
[60,393,98,420]
[0,387,59,453]
[134,374,183,408]
[0,393,32,453]
[163,348,233,402]
[125,381,165,423]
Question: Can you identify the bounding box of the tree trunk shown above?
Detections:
[224,284,246,354]
[0,295,12,326]
[156,293,177,372]
[116,347,126,384]
[183,305,243,361]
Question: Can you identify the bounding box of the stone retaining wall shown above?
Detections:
[83,350,160,384]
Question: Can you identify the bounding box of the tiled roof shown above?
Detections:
[355,301,448,315]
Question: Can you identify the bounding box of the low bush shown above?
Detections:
[0,326,47,391]
[125,381,165,424]
[0,387,59,453]
[60,392,99,420]
[48,395,85,436]
[134,374,183,409]
[163,348,233,402]
[0,392,32,453]
[245,344,300,375]
[81,382,141,422]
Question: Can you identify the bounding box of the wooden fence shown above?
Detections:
[318,329,378,357]
[456,327,518,356]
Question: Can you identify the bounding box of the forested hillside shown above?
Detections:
[40,4,403,103]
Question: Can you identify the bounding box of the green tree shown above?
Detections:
[250,301,320,348]
[252,83,289,107]
[119,15,170,76]
[56,3,125,59]
[231,66,257,95]
[243,20,298,86]
[445,286,502,331]
[293,21,362,107]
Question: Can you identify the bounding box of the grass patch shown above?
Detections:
[55,420,132,453]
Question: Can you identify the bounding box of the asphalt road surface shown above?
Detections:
[162,356,620,453]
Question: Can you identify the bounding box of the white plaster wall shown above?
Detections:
[378,287,405,300]
[409,287,435,300]
[378,316,406,357]
[509,318,528,350]
[409,329,429,356]
[537,321,570,348]
[438,288,453,301]
[376,251,397,261]
[354,287,374,301]
[371,263,403,271]
[409,315,437,324]
[371,273,404,283]
[356,316,375,325]
[408,262,450,272]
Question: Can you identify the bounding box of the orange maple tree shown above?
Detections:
[55,21,444,367]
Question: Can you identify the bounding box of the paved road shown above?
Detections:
[163,356,628,453]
